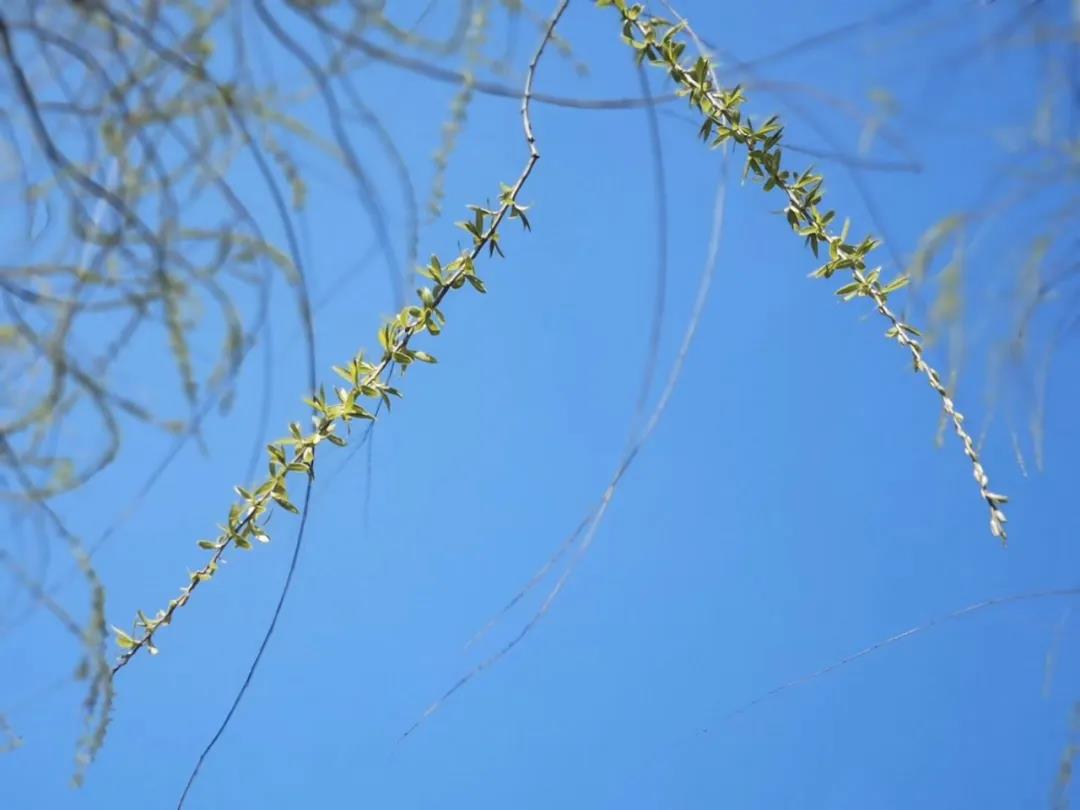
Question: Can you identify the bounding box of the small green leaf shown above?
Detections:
[112,627,136,650]
[880,274,911,295]
[273,494,300,514]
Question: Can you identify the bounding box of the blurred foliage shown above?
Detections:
[888,1,1079,475]
[0,0,564,780]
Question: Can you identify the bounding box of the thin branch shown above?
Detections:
[110,0,572,675]
[708,587,1080,729]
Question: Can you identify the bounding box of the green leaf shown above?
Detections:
[273,494,300,514]
[112,627,136,650]
[880,274,911,295]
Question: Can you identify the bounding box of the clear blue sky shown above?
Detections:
[3,1,1079,807]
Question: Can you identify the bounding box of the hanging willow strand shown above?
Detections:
[110,0,572,673]
[599,0,1007,540]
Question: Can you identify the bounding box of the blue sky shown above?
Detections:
[2,1,1079,807]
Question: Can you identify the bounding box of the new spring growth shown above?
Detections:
[110,184,535,669]
[110,0,562,669]
[598,0,1007,541]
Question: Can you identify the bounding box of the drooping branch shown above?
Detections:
[601,0,1007,540]
[111,0,573,674]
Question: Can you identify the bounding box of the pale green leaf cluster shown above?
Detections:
[598,0,1007,540]
[112,177,534,666]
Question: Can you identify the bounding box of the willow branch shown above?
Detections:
[111,0,572,673]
